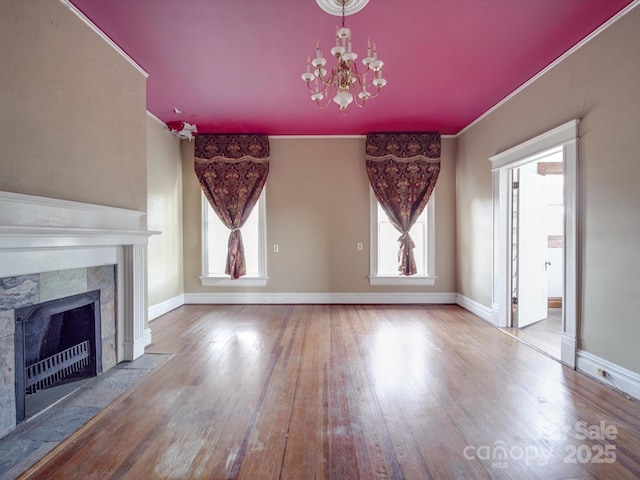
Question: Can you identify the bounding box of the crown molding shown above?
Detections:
[60,0,148,78]
[146,110,167,127]
[456,0,640,137]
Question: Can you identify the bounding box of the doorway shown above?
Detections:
[505,151,564,359]
[490,119,579,368]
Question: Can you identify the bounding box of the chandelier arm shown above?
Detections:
[352,63,377,91]
[351,63,368,87]
[350,64,375,102]
[305,83,326,96]
[317,68,340,88]
[316,93,334,109]
[351,93,366,108]
[304,67,342,98]
[314,72,339,107]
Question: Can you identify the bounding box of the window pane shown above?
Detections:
[206,201,260,276]
[241,207,259,275]
[377,203,426,275]
[378,220,399,275]
[411,221,425,272]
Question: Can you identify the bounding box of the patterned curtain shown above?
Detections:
[366,133,441,276]
[194,135,270,279]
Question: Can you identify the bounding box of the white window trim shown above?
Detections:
[368,189,436,286]
[200,191,268,287]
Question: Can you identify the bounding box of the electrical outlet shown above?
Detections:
[596,368,607,377]
[357,242,363,251]
[273,244,279,253]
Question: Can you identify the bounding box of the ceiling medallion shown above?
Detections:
[302,0,386,113]
[315,0,369,17]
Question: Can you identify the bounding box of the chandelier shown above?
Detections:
[301,0,386,113]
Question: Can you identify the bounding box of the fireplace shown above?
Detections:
[0,191,155,438]
[14,290,103,422]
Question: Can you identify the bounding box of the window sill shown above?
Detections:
[200,275,267,287]
[369,275,437,286]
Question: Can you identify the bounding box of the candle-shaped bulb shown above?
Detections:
[307,55,311,73]
[316,39,320,57]
[367,38,371,57]
[373,41,377,59]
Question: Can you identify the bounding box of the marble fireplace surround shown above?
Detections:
[0,191,156,437]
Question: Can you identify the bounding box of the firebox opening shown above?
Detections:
[14,290,103,423]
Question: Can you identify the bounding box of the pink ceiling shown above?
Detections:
[69,0,632,136]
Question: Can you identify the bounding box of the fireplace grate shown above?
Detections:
[25,340,91,395]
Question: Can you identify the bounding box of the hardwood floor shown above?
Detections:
[20,305,640,479]
[503,308,563,359]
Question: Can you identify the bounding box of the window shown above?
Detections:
[200,191,267,286]
[369,189,436,285]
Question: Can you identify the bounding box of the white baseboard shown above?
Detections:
[148,294,185,320]
[456,294,494,324]
[125,328,152,360]
[561,333,577,369]
[576,350,640,401]
[143,327,152,348]
[183,292,457,305]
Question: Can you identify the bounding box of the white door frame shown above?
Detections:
[490,119,579,368]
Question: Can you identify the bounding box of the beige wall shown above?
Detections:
[147,115,183,307]
[182,136,456,294]
[456,7,640,372]
[0,0,147,211]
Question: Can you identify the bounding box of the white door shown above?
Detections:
[516,167,548,328]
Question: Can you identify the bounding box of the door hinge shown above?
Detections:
[512,181,519,189]
[511,297,518,305]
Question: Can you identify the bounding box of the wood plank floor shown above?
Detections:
[20,305,640,479]
[503,308,563,360]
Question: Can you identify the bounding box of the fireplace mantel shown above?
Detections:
[0,191,158,361]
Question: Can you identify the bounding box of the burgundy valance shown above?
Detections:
[365,133,441,276]
[194,135,270,279]
[365,132,441,162]
[194,134,270,162]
